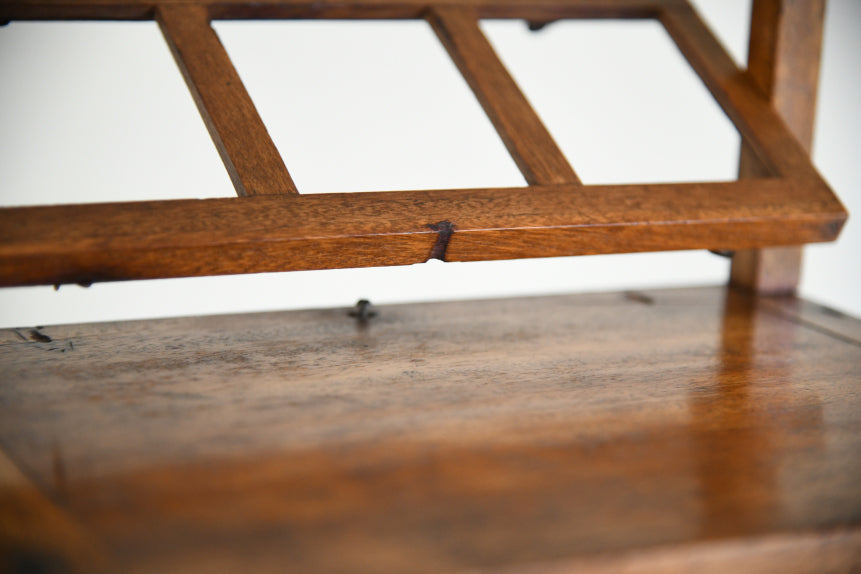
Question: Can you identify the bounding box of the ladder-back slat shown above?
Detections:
[659,3,817,182]
[428,6,580,185]
[157,3,299,196]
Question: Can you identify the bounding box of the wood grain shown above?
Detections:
[428,6,580,185]
[659,1,820,181]
[0,0,666,22]
[728,0,827,294]
[157,3,298,196]
[0,0,848,288]
[0,286,858,572]
[0,179,846,287]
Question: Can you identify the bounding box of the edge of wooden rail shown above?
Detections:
[0,179,846,287]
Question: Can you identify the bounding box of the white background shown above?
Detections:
[0,0,858,327]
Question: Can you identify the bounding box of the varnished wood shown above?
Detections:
[0,0,848,285]
[0,450,106,573]
[730,245,803,295]
[0,0,667,22]
[0,179,845,287]
[745,0,825,152]
[729,0,827,294]
[0,286,858,572]
[157,3,298,196]
[758,293,861,346]
[659,1,820,181]
[428,6,580,185]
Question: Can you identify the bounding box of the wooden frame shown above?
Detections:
[0,0,847,287]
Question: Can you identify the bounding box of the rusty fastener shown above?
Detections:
[349,299,377,321]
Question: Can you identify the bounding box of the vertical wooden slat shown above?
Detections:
[730,0,827,294]
[428,5,581,186]
[157,4,298,196]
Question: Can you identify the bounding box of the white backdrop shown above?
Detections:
[1,0,859,327]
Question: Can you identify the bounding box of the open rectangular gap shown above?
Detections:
[480,18,743,185]
[0,21,236,207]
[212,19,526,194]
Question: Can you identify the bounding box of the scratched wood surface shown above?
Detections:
[1,286,859,572]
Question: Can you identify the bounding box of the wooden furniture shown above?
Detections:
[1,1,858,572]
[0,0,847,288]
[2,287,860,573]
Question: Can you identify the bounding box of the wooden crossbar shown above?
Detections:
[0,0,848,287]
[0,181,843,287]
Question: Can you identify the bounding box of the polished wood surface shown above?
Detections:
[0,0,847,287]
[157,3,298,196]
[730,0,827,294]
[1,286,859,572]
[659,1,818,180]
[0,179,845,287]
[428,6,580,185]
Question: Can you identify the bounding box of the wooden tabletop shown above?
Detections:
[1,286,859,572]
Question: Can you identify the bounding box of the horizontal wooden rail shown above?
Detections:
[0,179,845,287]
[428,6,580,185]
[0,0,667,21]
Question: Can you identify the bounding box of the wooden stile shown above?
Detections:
[730,0,827,294]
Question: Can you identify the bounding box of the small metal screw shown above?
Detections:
[349,299,377,321]
[527,20,556,32]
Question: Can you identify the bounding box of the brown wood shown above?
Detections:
[730,245,804,295]
[0,0,666,22]
[728,0,827,294]
[758,293,861,346]
[659,1,819,181]
[0,450,107,573]
[0,0,847,287]
[1,286,859,572]
[428,6,580,185]
[157,3,298,196]
[0,179,845,287]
